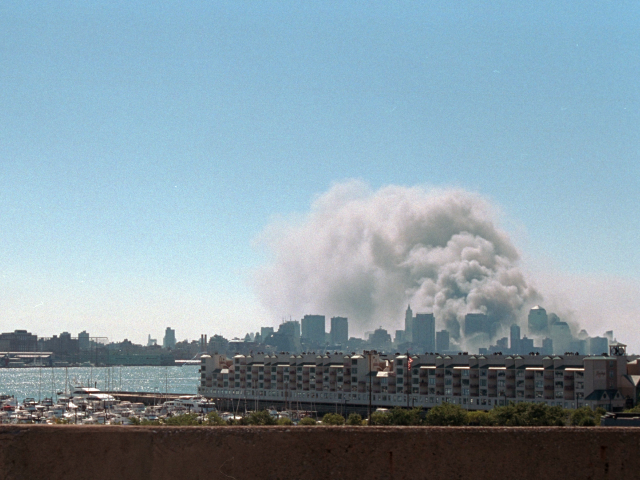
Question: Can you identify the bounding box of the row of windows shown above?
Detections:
[203,387,585,409]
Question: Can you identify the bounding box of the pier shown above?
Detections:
[106,391,192,405]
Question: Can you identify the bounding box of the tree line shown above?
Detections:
[127,402,606,427]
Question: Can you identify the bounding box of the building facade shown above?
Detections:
[413,313,435,352]
[301,315,326,344]
[0,330,38,352]
[528,305,548,334]
[330,317,348,345]
[199,346,638,413]
[163,327,177,349]
[436,330,450,352]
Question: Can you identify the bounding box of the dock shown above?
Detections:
[105,391,192,405]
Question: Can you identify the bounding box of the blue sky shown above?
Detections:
[1,2,638,348]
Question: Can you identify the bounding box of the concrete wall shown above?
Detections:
[1,426,640,480]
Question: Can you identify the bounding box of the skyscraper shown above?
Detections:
[278,320,300,339]
[550,322,572,354]
[163,327,176,349]
[272,320,302,351]
[588,336,609,355]
[260,327,274,342]
[528,306,548,335]
[301,315,326,344]
[436,330,450,352]
[520,336,534,353]
[510,324,521,353]
[330,316,348,345]
[404,305,413,343]
[413,313,436,352]
[78,331,90,351]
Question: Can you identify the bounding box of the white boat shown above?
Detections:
[70,386,117,405]
[162,395,216,414]
[22,398,37,412]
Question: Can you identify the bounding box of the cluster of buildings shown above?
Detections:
[198,304,634,413]
[213,305,615,360]
[199,342,640,413]
[0,327,187,367]
[0,304,621,370]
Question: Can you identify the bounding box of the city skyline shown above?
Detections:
[1,3,638,350]
[2,302,622,359]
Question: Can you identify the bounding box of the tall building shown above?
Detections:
[510,324,521,353]
[404,305,413,343]
[542,337,553,356]
[278,320,300,339]
[260,327,274,342]
[528,306,548,335]
[163,327,176,349]
[550,322,572,354]
[78,331,90,351]
[301,315,326,344]
[271,320,302,352]
[413,313,435,352]
[0,330,38,352]
[588,336,609,355]
[369,328,392,350]
[436,330,450,352]
[520,336,534,353]
[330,316,348,345]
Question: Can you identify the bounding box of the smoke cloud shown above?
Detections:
[255,181,540,347]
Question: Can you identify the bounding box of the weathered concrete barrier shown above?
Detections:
[1,426,639,480]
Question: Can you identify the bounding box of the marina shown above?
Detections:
[0,365,200,404]
[0,365,317,424]
[0,389,218,425]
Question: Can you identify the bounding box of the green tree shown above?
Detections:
[163,413,200,426]
[570,406,601,426]
[388,407,422,426]
[141,418,161,426]
[547,405,568,426]
[424,403,468,426]
[346,413,363,426]
[491,403,529,426]
[206,412,227,426]
[369,410,392,425]
[245,410,277,425]
[489,402,568,426]
[299,416,317,425]
[277,417,294,426]
[322,413,346,425]
[524,403,555,426]
[466,410,495,426]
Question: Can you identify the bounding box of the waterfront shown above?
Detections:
[0,365,200,403]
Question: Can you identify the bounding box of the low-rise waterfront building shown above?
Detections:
[198,344,638,412]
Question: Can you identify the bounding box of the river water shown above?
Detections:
[0,365,200,403]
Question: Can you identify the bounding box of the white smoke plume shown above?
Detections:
[255,181,540,346]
